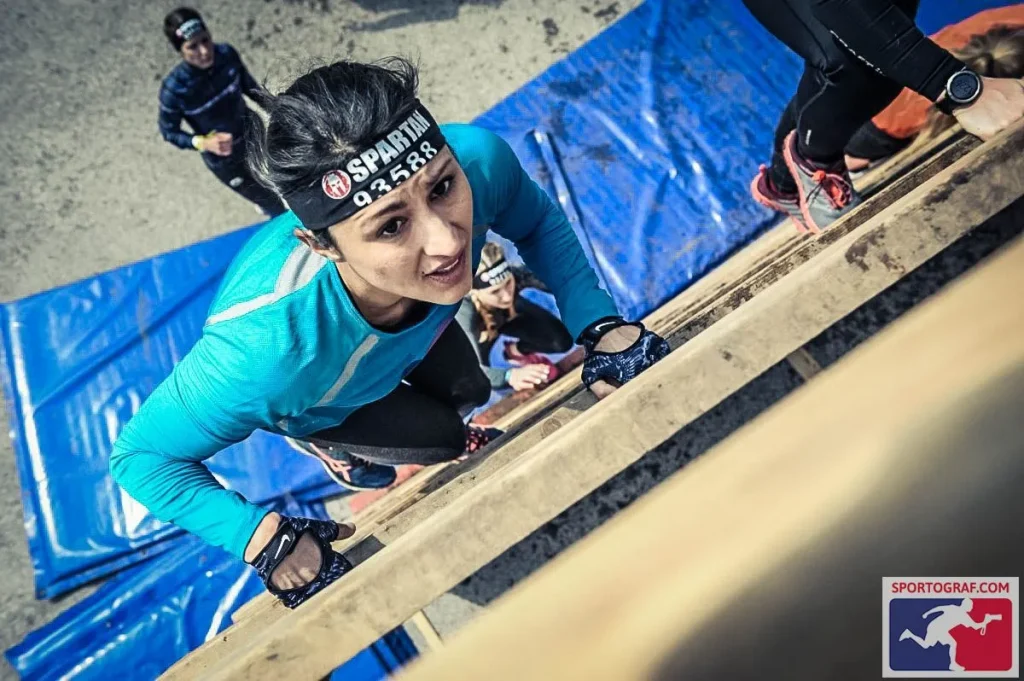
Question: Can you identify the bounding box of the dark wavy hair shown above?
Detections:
[245,57,420,244]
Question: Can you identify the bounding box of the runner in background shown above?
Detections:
[846,8,1024,170]
[745,0,1024,235]
[158,7,287,217]
[456,242,573,394]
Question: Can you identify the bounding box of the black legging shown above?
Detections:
[844,120,913,163]
[301,318,491,466]
[743,0,933,192]
[204,147,288,217]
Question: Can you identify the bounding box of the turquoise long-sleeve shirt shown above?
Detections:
[109,123,617,558]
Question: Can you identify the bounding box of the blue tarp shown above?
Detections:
[5,499,419,681]
[0,0,1011,600]
[0,226,337,598]
[475,0,797,321]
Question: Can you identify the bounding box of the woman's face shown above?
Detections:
[310,147,475,307]
[181,31,214,69]
[474,276,516,310]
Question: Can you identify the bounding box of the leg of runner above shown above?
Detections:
[302,382,477,467]
[745,0,920,232]
[204,151,288,217]
[403,317,502,453]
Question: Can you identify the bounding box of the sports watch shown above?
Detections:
[936,68,983,115]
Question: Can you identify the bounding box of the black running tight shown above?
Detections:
[300,319,491,466]
[742,0,964,192]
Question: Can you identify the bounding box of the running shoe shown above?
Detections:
[781,130,862,234]
[285,437,397,490]
[464,425,504,455]
[750,163,809,234]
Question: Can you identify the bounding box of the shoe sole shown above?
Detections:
[781,131,826,235]
[284,437,393,491]
[749,172,810,235]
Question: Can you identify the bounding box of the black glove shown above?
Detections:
[577,316,671,389]
[250,515,353,609]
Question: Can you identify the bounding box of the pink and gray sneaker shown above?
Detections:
[781,130,862,234]
[750,164,809,235]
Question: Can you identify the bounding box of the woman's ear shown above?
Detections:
[294,228,344,262]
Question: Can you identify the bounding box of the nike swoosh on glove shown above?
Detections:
[251,515,353,609]
[579,319,671,389]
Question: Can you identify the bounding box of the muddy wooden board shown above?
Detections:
[393,233,1024,681]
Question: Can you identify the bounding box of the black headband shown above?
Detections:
[172,17,207,49]
[473,257,513,289]
[285,102,449,232]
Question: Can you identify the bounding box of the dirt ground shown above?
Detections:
[0,0,638,675]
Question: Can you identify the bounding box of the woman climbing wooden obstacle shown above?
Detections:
[111,57,669,610]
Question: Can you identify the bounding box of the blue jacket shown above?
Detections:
[158,43,261,152]
[110,124,619,559]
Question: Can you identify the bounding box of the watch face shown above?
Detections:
[950,71,980,103]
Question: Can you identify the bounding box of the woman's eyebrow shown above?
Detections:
[369,199,408,219]
[423,158,454,185]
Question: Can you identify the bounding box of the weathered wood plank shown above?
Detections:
[785,347,823,380]
[394,233,1024,681]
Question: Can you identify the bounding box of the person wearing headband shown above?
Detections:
[111,57,669,608]
[158,7,286,217]
[455,241,573,392]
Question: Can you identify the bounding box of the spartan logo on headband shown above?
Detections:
[287,102,448,231]
[322,170,352,200]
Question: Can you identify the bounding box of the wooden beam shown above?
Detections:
[219,129,978,634]
[161,120,1024,681]
[476,125,964,428]
[306,129,973,544]
[393,233,1024,681]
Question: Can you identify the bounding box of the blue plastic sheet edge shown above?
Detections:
[5,498,419,681]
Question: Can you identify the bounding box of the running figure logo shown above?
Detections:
[883,577,1018,678]
[900,599,1003,671]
